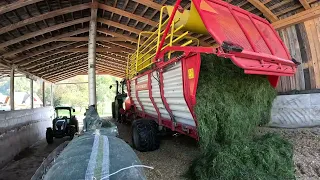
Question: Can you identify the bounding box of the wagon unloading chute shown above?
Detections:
[121,0,299,149]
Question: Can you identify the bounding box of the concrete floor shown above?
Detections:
[0,137,68,180]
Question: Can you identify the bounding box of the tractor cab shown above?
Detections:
[46,107,79,144]
[110,79,130,122]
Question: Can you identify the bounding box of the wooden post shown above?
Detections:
[10,68,14,110]
[42,81,45,107]
[88,1,98,106]
[30,79,33,109]
[50,83,54,106]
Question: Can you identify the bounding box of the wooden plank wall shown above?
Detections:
[276,2,320,92]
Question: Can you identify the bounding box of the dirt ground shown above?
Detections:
[0,138,68,180]
[257,127,320,180]
[115,121,199,180]
[117,120,320,180]
[1,118,320,180]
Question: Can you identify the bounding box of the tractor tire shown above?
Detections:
[69,126,76,140]
[112,102,115,119]
[46,128,54,144]
[115,99,123,122]
[132,119,160,152]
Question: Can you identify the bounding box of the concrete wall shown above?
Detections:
[270,93,320,128]
[0,107,54,168]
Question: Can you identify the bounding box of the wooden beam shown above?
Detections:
[96,53,127,64]
[96,57,126,67]
[97,64,125,73]
[97,18,144,36]
[32,54,88,73]
[0,17,90,49]
[24,52,81,70]
[1,28,88,58]
[108,41,136,50]
[246,0,278,22]
[64,47,129,53]
[0,0,42,15]
[57,36,125,42]
[50,69,88,83]
[12,42,76,64]
[44,62,124,79]
[50,66,124,82]
[272,5,320,30]
[97,52,127,61]
[131,0,162,10]
[0,3,91,35]
[96,42,133,53]
[97,61,126,71]
[98,3,158,26]
[299,0,311,10]
[38,58,88,76]
[16,42,84,66]
[43,62,88,79]
[97,28,138,43]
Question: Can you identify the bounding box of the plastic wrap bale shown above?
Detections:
[44,129,146,180]
[83,105,102,131]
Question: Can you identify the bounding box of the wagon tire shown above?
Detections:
[132,119,160,152]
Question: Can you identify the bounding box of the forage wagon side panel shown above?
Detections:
[163,61,196,127]
[137,75,157,117]
[130,80,141,111]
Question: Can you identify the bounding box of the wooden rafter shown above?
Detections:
[131,0,162,11]
[32,54,88,73]
[12,42,77,64]
[64,47,129,53]
[299,0,311,10]
[43,62,88,79]
[97,52,127,62]
[96,53,127,64]
[0,17,90,49]
[38,58,88,76]
[97,42,133,52]
[0,0,42,15]
[96,57,126,67]
[1,29,89,58]
[24,52,80,70]
[97,28,138,43]
[272,5,320,30]
[44,62,124,79]
[97,61,126,71]
[98,3,158,26]
[16,42,85,66]
[0,3,91,35]
[246,0,278,22]
[57,37,125,42]
[50,69,88,83]
[97,18,145,36]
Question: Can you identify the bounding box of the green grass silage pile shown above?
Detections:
[187,54,295,180]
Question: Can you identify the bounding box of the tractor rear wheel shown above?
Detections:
[69,126,76,140]
[46,128,54,144]
[132,119,160,152]
[112,102,115,119]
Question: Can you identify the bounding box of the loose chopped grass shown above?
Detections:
[187,54,295,180]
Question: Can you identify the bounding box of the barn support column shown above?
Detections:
[10,68,14,111]
[42,81,45,107]
[50,84,54,106]
[30,79,33,109]
[88,1,98,106]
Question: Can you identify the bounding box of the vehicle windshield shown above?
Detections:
[56,109,71,119]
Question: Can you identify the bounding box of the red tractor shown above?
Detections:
[114,0,298,152]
